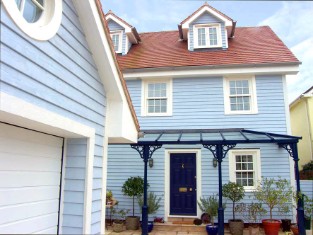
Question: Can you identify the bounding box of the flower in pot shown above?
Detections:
[122,176,148,230]
[111,208,130,233]
[138,192,162,232]
[222,182,245,235]
[198,195,220,235]
[254,177,293,235]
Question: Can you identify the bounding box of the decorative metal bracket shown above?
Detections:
[203,144,236,160]
[131,144,162,159]
[279,143,297,161]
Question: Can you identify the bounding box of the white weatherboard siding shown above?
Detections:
[0,123,63,234]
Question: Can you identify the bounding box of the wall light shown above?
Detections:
[212,158,218,168]
[149,158,154,168]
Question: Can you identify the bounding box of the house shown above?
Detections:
[105,3,305,233]
[0,0,138,234]
[290,86,313,170]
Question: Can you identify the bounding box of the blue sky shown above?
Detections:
[101,1,313,103]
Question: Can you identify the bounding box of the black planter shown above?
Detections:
[281,219,291,232]
[304,216,311,230]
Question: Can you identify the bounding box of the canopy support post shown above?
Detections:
[203,143,236,235]
[131,144,162,235]
[280,143,305,235]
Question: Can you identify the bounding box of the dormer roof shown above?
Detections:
[105,11,141,44]
[178,2,236,40]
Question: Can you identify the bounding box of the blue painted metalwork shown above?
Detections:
[128,129,302,235]
[280,143,305,235]
[131,144,162,235]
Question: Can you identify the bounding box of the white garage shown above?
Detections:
[0,123,64,234]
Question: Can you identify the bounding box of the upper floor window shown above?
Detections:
[2,0,62,40]
[142,80,172,116]
[194,24,221,48]
[223,77,258,114]
[110,31,122,53]
[229,149,261,191]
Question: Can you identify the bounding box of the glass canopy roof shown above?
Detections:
[136,129,301,145]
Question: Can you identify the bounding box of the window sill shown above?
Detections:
[224,111,258,115]
[142,113,172,117]
[194,45,222,49]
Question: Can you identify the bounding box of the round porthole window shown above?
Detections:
[2,0,62,41]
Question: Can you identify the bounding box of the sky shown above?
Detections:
[101,1,313,103]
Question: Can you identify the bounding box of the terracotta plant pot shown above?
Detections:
[281,219,291,232]
[126,216,140,230]
[262,219,281,235]
[206,224,218,235]
[249,224,260,235]
[229,219,244,235]
[290,224,299,235]
[112,221,124,233]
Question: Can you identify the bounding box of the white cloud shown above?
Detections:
[259,2,313,103]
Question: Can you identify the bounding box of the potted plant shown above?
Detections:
[237,202,266,235]
[138,192,162,232]
[222,182,245,235]
[277,203,292,232]
[198,195,220,235]
[254,177,293,235]
[122,176,147,230]
[111,208,129,233]
[303,194,313,230]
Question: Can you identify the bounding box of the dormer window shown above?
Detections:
[110,31,122,53]
[194,24,222,48]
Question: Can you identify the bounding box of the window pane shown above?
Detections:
[198,28,206,46]
[236,163,241,170]
[112,34,120,51]
[209,27,217,45]
[23,0,43,23]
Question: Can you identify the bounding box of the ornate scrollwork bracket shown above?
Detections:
[131,144,162,160]
[203,144,236,161]
[279,143,297,161]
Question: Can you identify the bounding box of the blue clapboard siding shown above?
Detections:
[301,180,313,199]
[107,74,291,221]
[1,0,106,234]
[189,12,227,51]
[107,19,128,55]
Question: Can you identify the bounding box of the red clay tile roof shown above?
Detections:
[180,2,233,25]
[117,26,300,71]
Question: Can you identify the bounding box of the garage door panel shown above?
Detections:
[0,213,58,234]
[1,186,60,206]
[0,124,63,147]
[0,199,59,225]
[0,153,61,171]
[0,171,60,188]
[0,123,63,234]
[0,137,62,159]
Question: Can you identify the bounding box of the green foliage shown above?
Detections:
[303,194,313,218]
[254,177,293,220]
[303,161,313,171]
[198,195,219,225]
[236,202,266,223]
[122,176,148,216]
[222,182,245,220]
[111,208,130,224]
[138,192,162,215]
[106,190,113,200]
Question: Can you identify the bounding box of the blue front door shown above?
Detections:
[170,153,197,215]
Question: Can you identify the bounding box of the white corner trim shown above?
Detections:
[164,149,202,221]
[182,5,232,29]
[83,137,95,234]
[2,0,63,41]
[58,139,67,235]
[123,65,300,80]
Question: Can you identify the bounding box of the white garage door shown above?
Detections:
[0,123,63,234]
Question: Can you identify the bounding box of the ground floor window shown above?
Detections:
[228,149,261,191]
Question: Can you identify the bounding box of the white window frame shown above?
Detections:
[229,149,261,191]
[110,30,123,53]
[141,79,172,116]
[223,76,258,115]
[2,0,62,41]
[193,23,222,49]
